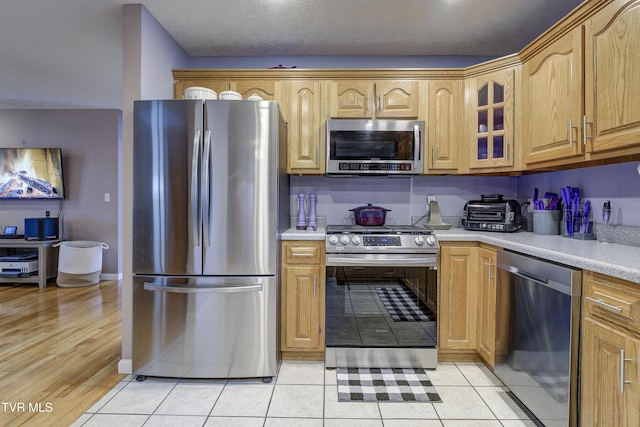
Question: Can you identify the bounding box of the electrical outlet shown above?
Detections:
[427,196,437,204]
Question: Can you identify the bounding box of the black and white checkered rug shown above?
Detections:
[376,287,431,322]
[337,367,441,402]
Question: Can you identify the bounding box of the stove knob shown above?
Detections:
[351,236,361,245]
[340,235,350,245]
[328,235,339,245]
[425,235,437,246]
[414,236,425,246]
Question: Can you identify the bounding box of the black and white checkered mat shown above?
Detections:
[376,287,431,322]
[337,367,442,402]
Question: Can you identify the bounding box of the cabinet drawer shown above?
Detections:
[584,270,640,328]
[283,242,322,265]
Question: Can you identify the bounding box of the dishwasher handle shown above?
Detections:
[502,265,574,296]
[506,266,549,287]
[144,283,262,294]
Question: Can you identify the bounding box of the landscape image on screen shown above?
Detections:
[0,148,65,199]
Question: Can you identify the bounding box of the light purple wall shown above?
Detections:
[517,161,640,227]
[291,163,640,228]
[0,109,121,273]
[140,7,189,99]
[120,4,191,369]
[291,175,518,225]
[189,55,497,69]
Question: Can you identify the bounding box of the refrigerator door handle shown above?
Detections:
[202,129,212,247]
[144,283,263,294]
[191,129,202,245]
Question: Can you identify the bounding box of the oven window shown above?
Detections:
[329,130,415,160]
[325,266,437,348]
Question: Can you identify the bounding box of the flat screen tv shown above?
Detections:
[0,148,65,199]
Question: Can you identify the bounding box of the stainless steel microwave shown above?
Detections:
[326,119,424,175]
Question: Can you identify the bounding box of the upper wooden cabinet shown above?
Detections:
[173,0,640,177]
[467,67,517,170]
[283,80,324,174]
[426,79,463,173]
[584,0,640,159]
[523,0,640,167]
[522,28,584,165]
[229,80,281,101]
[327,80,420,119]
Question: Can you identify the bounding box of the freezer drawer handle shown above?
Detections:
[143,283,262,294]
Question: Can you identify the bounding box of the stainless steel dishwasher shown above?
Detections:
[495,250,582,427]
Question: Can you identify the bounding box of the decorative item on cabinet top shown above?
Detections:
[183,87,217,100]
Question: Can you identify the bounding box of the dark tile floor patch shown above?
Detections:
[337,367,442,402]
[376,287,431,322]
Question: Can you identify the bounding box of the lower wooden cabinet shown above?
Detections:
[438,242,479,360]
[281,241,325,359]
[476,245,498,368]
[580,270,640,427]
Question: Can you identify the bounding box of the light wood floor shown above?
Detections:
[0,280,124,426]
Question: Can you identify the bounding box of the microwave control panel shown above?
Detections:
[338,162,411,172]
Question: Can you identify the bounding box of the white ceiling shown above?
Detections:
[0,0,583,109]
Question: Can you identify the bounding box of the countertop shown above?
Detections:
[282,227,640,284]
[282,227,326,241]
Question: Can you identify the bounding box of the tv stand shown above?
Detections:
[0,239,60,288]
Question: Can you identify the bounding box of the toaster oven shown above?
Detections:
[462,194,523,232]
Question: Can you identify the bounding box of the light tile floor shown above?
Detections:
[71,361,540,427]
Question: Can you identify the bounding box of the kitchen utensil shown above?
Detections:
[603,200,611,224]
[308,193,317,231]
[580,200,591,234]
[350,204,391,226]
[297,193,307,230]
[533,210,560,235]
[424,199,452,230]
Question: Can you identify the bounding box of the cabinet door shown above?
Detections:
[523,28,583,166]
[438,244,478,351]
[327,80,419,119]
[286,80,324,174]
[585,0,640,157]
[468,68,515,169]
[282,265,323,351]
[580,318,639,427]
[477,246,497,367]
[230,80,281,101]
[375,80,419,118]
[328,81,374,118]
[427,79,462,172]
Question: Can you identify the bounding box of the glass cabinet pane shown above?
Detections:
[493,108,504,131]
[493,135,504,158]
[478,84,488,107]
[477,137,488,160]
[478,110,488,133]
[493,83,504,103]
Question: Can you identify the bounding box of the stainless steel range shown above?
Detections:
[325,225,439,369]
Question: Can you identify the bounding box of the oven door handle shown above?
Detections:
[326,253,438,267]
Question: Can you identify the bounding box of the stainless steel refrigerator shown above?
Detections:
[131,99,288,380]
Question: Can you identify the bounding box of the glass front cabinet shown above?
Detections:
[468,68,515,170]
